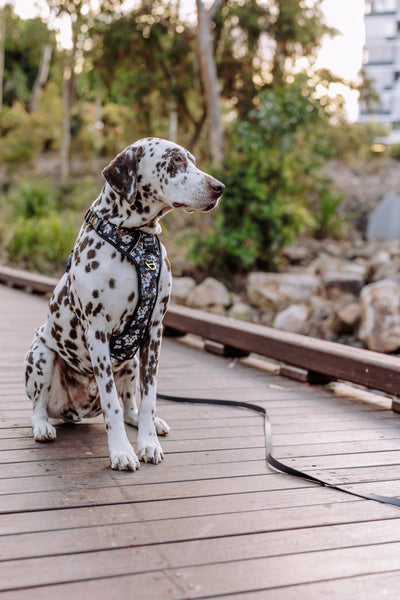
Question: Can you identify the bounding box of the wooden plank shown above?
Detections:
[0,265,56,294]
[3,540,400,599]
[2,269,400,399]
[220,574,400,600]
[4,520,400,590]
[164,304,400,397]
[3,282,400,598]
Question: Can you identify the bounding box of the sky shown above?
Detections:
[3,0,366,120]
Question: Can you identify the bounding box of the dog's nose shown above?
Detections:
[209,180,225,196]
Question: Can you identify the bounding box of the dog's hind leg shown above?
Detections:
[117,356,170,435]
[25,332,57,442]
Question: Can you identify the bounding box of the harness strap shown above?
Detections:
[157,392,400,507]
[70,209,162,361]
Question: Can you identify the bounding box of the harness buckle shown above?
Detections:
[85,209,97,228]
[145,261,157,271]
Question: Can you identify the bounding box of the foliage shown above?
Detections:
[192,75,339,274]
[309,179,346,239]
[3,214,76,274]
[0,2,365,276]
[0,85,63,170]
[0,102,43,170]
[0,177,98,274]
[326,121,390,162]
[91,1,203,147]
[2,6,55,107]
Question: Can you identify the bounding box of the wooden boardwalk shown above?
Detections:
[2,284,400,598]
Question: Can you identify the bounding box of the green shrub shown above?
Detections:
[192,75,336,274]
[4,213,76,275]
[0,177,97,275]
[0,102,42,171]
[309,179,346,239]
[3,179,57,219]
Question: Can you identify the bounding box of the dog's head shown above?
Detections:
[102,138,224,214]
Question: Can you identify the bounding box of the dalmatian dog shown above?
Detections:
[24,137,224,471]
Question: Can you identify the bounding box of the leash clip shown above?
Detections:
[145,261,156,271]
[85,209,97,228]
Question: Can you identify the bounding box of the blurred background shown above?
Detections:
[1,0,400,351]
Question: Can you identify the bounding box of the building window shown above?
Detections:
[366,45,395,64]
[366,18,396,38]
[369,0,396,13]
[369,68,394,88]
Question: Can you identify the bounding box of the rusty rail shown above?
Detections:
[1,264,400,408]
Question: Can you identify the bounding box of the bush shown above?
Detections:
[0,102,42,171]
[192,75,337,274]
[0,177,97,274]
[309,179,346,239]
[3,213,76,274]
[3,179,57,219]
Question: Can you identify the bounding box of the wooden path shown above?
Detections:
[2,285,400,598]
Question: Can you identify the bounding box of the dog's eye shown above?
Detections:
[172,155,184,165]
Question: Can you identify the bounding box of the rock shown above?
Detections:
[229,301,258,322]
[332,302,361,335]
[312,253,367,278]
[368,250,400,282]
[303,296,336,340]
[273,304,309,334]
[322,272,364,299]
[247,272,322,312]
[171,277,196,305]
[186,277,231,309]
[281,245,310,266]
[367,193,400,240]
[359,279,400,352]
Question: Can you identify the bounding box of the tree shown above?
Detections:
[0,7,5,110]
[193,75,337,274]
[30,43,53,112]
[1,7,54,109]
[45,0,125,179]
[92,1,206,150]
[196,0,225,166]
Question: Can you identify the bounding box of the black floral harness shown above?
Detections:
[67,208,162,362]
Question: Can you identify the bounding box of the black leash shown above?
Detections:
[157,392,400,507]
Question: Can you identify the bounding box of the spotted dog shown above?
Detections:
[24,138,224,471]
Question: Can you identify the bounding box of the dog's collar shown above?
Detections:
[70,209,162,362]
[84,208,159,267]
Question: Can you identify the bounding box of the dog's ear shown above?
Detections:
[102,145,143,203]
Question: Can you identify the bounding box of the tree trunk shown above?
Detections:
[196,0,224,167]
[61,62,73,181]
[0,9,5,111]
[30,43,53,112]
[168,98,178,142]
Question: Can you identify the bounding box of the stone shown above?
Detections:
[304,296,335,340]
[367,193,400,240]
[359,279,400,352]
[281,245,310,266]
[247,272,322,312]
[368,250,400,283]
[322,272,364,299]
[333,302,361,335]
[272,304,309,334]
[229,301,258,322]
[171,277,196,305]
[186,277,231,309]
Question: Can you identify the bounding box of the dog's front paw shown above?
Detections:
[155,417,170,436]
[110,444,140,471]
[137,436,164,464]
[33,422,57,442]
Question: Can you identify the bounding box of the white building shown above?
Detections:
[360,0,400,140]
